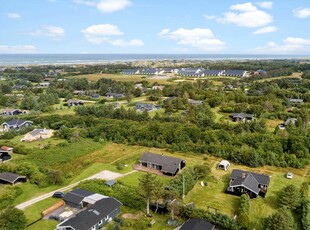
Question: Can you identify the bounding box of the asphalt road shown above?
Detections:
[16,169,136,210]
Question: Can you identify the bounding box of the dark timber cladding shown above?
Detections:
[139,152,186,176]
[0,172,26,184]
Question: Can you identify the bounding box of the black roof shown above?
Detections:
[0,172,26,184]
[58,197,122,230]
[230,173,261,195]
[230,169,270,186]
[2,119,32,126]
[180,218,215,230]
[140,152,184,174]
[63,188,94,206]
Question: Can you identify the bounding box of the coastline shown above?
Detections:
[0,53,310,66]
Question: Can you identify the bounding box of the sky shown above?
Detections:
[0,0,310,54]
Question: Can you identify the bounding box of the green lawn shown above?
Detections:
[13,184,62,206]
[27,220,57,230]
[68,73,174,85]
[9,136,65,149]
[119,171,171,187]
[24,197,60,224]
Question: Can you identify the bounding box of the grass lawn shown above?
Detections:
[115,206,177,230]
[9,136,66,149]
[265,119,283,131]
[13,183,62,206]
[68,73,173,85]
[119,171,171,187]
[27,220,57,230]
[24,197,60,224]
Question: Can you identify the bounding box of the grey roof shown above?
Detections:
[140,68,157,74]
[58,197,122,230]
[63,188,95,206]
[203,69,223,75]
[105,180,116,186]
[188,99,203,105]
[135,103,159,111]
[140,152,184,174]
[230,173,261,195]
[285,118,297,126]
[2,119,32,126]
[27,129,44,136]
[230,169,270,186]
[106,93,125,98]
[180,218,215,230]
[121,69,139,74]
[0,172,26,184]
[224,70,246,76]
[230,113,253,119]
[289,98,303,103]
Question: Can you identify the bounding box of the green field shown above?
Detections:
[68,73,174,84]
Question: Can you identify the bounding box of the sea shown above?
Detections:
[0,54,309,66]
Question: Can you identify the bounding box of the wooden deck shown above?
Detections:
[133,164,164,176]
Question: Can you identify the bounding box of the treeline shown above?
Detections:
[29,113,310,168]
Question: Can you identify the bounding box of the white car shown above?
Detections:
[286,172,293,179]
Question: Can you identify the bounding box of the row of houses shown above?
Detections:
[178,68,249,77]
[121,67,250,77]
[121,68,174,75]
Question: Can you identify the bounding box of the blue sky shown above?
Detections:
[1,0,309,54]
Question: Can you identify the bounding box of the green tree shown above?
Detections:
[47,169,63,185]
[264,208,296,230]
[139,173,158,215]
[301,199,310,230]
[237,194,250,228]
[278,184,301,210]
[0,207,26,230]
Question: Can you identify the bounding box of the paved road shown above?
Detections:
[16,169,136,210]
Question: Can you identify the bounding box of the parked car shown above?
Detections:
[52,191,64,198]
[286,172,293,179]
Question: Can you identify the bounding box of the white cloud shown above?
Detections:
[110,39,144,47]
[82,24,123,37]
[253,37,310,54]
[293,8,310,18]
[253,26,277,34]
[97,0,131,13]
[7,13,21,19]
[256,2,273,9]
[203,14,217,20]
[82,24,143,47]
[29,26,65,39]
[0,45,37,53]
[217,2,273,28]
[158,28,226,51]
[74,0,131,13]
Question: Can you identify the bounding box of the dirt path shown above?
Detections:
[15,169,136,210]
